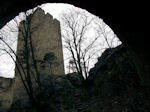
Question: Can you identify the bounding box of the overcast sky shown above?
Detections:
[40,3,74,20]
[0,3,121,78]
[0,3,75,78]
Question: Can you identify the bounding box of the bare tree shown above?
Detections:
[67,59,76,73]
[43,52,58,75]
[0,9,42,111]
[61,8,102,81]
[94,17,121,48]
[61,8,121,82]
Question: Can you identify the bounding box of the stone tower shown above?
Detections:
[13,8,65,101]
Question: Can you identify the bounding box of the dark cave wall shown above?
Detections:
[0,0,149,86]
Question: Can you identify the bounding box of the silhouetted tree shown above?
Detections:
[94,17,121,48]
[67,59,76,73]
[61,8,121,82]
[61,8,102,81]
[0,9,42,112]
[43,52,58,75]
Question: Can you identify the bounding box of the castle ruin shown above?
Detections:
[13,8,65,101]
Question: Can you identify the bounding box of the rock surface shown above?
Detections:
[7,44,150,112]
[0,77,13,112]
[88,44,150,112]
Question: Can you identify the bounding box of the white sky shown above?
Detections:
[40,3,74,20]
[0,3,121,78]
[0,3,74,78]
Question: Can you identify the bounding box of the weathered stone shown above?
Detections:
[0,77,13,112]
[13,8,65,102]
[89,44,141,93]
[9,44,150,112]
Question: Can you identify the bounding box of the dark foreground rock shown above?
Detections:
[9,74,91,112]
[88,44,150,112]
[8,44,150,112]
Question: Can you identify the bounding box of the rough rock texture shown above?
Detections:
[13,8,65,102]
[87,44,150,112]
[9,44,150,112]
[9,74,91,112]
[0,77,13,112]
[89,44,141,88]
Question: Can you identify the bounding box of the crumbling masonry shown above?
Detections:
[13,8,65,101]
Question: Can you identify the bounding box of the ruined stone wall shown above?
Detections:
[17,8,64,75]
[13,8,65,101]
[30,8,64,76]
[0,77,13,112]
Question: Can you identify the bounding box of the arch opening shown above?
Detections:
[0,3,122,78]
[1,2,149,112]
